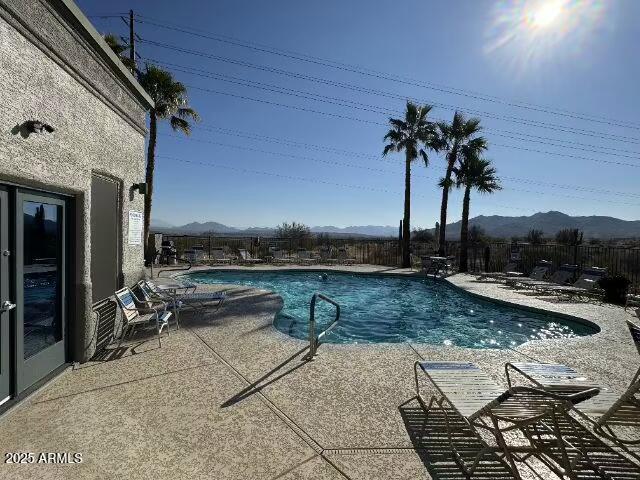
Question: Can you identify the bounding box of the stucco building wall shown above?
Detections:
[0,0,152,361]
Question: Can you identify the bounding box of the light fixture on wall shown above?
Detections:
[131,183,147,195]
[25,120,55,134]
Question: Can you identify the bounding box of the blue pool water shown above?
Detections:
[186,271,598,348]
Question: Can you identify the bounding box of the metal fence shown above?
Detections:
[440,242,640,287]
[159,234,402,266]
[155,234,640,287]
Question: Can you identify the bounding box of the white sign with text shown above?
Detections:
[128,211,143,245]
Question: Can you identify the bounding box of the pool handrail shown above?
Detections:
[306,293,341,359]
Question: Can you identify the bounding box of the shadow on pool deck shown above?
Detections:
[220,344,310,408]
[399,398,518,479]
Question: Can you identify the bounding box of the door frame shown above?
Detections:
[0,188,9,405]
[15,189,69,394]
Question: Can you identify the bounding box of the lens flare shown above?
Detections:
[530,0,565,28]
[485,0,606,72]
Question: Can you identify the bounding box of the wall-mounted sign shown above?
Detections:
[128,211,143,245]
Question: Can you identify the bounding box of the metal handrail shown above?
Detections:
[156,260,192,279]
[306,293,341,359]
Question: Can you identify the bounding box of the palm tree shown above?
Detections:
[436,112,487,255]
[383,101,439,267]
[103,34,135,72]
[453,151,501,272]
[138,64,199,261]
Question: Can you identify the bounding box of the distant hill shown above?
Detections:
[152,212,640,239]
[151,219,395,237]
[441,211,640,240]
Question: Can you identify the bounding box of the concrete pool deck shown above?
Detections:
[0,267,638,479]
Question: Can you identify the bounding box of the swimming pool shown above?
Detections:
[186,270,598,348]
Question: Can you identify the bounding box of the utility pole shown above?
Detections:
[128,9,136,74]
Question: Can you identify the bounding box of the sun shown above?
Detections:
[530,0,565,28]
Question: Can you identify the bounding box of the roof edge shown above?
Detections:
[56,0,154,110]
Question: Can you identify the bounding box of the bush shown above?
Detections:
[598,275,631,305]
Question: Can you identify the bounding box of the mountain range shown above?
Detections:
[152,211,640,239]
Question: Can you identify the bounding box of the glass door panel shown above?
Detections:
[16,191,67,393]
[23,201,62,359]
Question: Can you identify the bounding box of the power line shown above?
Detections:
[136,39,640,146]
[155,153,538,213]
[189,124,640,199]
[170,82,640,169]
[146,58,640,160]
[129,15,640,131]
[159,133,640,207]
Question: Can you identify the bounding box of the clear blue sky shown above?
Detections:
[80,0,640,228]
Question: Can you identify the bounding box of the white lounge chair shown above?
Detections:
[536,267,606,299]
[272,249,294,264]
[114,287,171,348]
[476,262,523,282]
[505,261,552,288]
[509,264,577,291]
[336,247,356,265]
[296,249,316,265]
[237,249,264,264]
[210,247,234,264]
[506,324,640,446]
[414,361,601,479]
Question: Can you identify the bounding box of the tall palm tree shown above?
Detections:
[103,34,135,72]
[436,112,487,255]
[453,151,501,272]
[383,101,439,268]
[138,64,199,260]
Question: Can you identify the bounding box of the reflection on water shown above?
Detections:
[188,271,599,349]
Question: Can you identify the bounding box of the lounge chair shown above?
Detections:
[414,360,600,479]
[336,247,356,265]
[296,249,316,265]
[237,248,264,264]
[145,279,226,313]
[272,249,294,264]
[114,287,171,348]
[506,324,640,446]
[210,247,234,264]
[535,267,606,299]
[625,290,640,311]
[476,262,523,282]
[319,246,336,264]
[508,263,576,290]
[505,260,552,287]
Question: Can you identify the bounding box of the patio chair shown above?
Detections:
[114,287,171,348]
[535,267,606,300]
[237,248,264,264]
[414,360,600,480]
[476,262,523,282]
[145,279,226,313]
[506,325,640,446]
[136,280,183,330]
